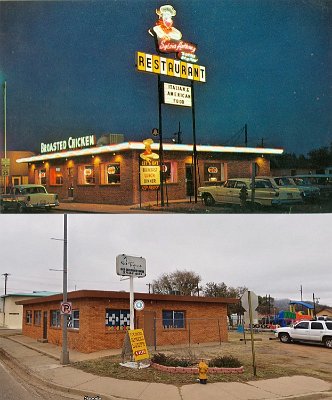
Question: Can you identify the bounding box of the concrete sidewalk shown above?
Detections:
[56,198,202,214]
[0,334,331,400]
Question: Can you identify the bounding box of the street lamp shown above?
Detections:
[51,214,69,365]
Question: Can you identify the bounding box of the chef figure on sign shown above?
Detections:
[149,5,182,41]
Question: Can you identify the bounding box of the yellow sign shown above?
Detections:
[140,161,160,187]
[136,51,206,83]
[128,329,149,361]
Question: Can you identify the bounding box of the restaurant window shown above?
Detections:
[50,310,61,327]
[34,310,42,326]
[105,309,130,331]
[26,310,32,324]
[162,310,185,329]
[35,169,47,185]
[204,163,225,182]
[162,161,177,183]
[49,166,64,185]
[78,165,95,185]
[67,310,80,329]
[100,163,120,184]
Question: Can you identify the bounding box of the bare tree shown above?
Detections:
[152,270,202,296]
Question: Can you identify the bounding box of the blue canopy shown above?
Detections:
[289,301,314,310]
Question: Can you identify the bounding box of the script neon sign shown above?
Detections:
[148,5,198,63]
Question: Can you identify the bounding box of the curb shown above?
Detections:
[0,344,116,400]
[151,361,244,374]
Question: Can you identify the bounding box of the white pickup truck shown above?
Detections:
[275,320,332,348]
[0,184,59,213]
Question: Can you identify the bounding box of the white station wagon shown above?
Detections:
[198,177,303,207]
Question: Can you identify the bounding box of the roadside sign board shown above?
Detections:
[1,158,10,166]
[116,254,146,277]
[60,301,72,315]
[163,83,192,107]
[128,329,149,361]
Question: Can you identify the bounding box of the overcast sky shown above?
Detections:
[0,0,331,155]
[0,214,331,307]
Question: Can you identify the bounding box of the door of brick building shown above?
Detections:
[43,311,48,340]
[143,311,156,346]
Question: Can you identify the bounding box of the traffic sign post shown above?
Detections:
[241,290,258,376]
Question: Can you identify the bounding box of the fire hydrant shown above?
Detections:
[198,360,208,384]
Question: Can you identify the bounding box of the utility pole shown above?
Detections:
[61,214,69,365]
[175,121,182,144]
[244,123,248,147]
[2,273,10,328]
[300,285,303,301]
[146,283,152,294]
[2,272,10,295]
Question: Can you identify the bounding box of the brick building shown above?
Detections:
[0,150,34,193]
[16,137,283,205]
[17,290,238,353]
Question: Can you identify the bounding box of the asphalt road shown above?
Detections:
[0,358,81,400]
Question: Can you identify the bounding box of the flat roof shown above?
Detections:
[2,291,59,299]
[16,289,239,305]
[16,141,284,163]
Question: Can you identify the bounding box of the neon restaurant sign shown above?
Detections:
[136,4,206,83]
[40,135,96,154]
[149,5,198,63]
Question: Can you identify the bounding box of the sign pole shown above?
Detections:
[191,81,198,203]
[60,214,69,365]
[158,75,165,206]
[130,275,134,330]
[248,290,257,376]
[3,81,7,194]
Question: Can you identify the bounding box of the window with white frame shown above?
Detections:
[162,161,177,183]
[34,169,47,185]
[49,166,64,185]
[100,163,120,184]
[105,309,130,331]
[34,310,42,326]
[50,310,61,327]
[204,163,225,182]
[67,310,80,329]
[26,310,32,324]
[78,165,95,185]
[162,310,185,329]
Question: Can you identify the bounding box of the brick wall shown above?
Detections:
[28,150,272,205]
[22,297,229,353]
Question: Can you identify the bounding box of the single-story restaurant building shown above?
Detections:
[17,290,239,353]
[16,135,283,205]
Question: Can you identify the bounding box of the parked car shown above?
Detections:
[256,176,303,205]
[293,174,332,200]
[275,320,332,348]
[0,184,59,213]
[273,176,320,202]
[198,177,300,207]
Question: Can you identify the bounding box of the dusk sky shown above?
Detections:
[1,214,331,307]
[0,0,331,155]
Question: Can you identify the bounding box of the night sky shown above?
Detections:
[0,0,331,155]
